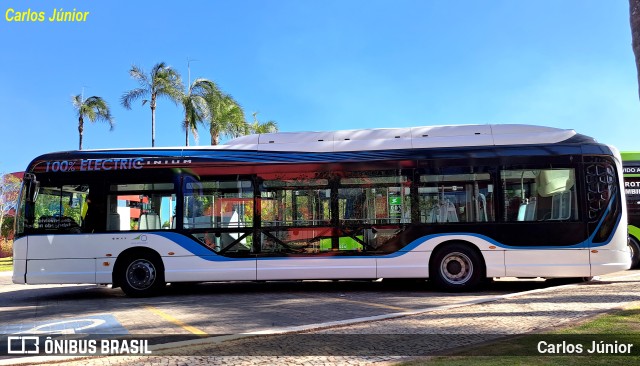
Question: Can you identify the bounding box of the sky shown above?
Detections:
[0,0,639,174]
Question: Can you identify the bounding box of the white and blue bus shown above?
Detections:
[12,124,630,296]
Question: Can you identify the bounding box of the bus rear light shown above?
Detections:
[106,254,112,257]
[103,262,110,267]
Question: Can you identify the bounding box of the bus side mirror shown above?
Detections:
[24,173,39,203]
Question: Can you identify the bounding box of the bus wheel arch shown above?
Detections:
[429,241,486,291]
[113,247,165,297]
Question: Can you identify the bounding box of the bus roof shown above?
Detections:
[26,124,600,173]
[70,124,585,154]
[223,124,583,152]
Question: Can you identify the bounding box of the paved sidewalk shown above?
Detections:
[6,271,640,366]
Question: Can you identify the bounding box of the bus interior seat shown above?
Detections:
[477,193,488,222]
[427,199,459,223]
[517,199,537,221]
[550,191,572,220]
[517,204,527,221]
[139,213,161,230]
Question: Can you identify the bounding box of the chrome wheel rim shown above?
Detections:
[126,259,156,290]
[440,252,473,285]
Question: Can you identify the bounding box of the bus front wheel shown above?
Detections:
[118,254,165,297]
[430,243,485,291]
[629,237,640,269]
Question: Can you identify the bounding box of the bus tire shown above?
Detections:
[118,254,165,297]
[629,237,640,269]
[430,243,485,291]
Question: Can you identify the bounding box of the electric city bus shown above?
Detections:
[621,152,640,268]
[13,124,630,296]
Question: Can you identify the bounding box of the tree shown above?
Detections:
[631,0,640,98]
[249,112,278,134]
[1,216,14,239]
[0,173,20,240]
[182,78,216,146]
[121,62,184,147]
[72,95,114,150]
[205,92,247,145]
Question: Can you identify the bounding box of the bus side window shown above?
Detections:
[106,183,176,231]
[419,168,493,223]
[502,168,577,222]
[32,185,88,233]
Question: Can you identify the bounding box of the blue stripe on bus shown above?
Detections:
[152,211,620,262]
[151,231,252,261]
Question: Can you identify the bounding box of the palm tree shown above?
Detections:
[121,62,183,147]
[631,0,640,99]
[182,78,216,146]
[205,92,248,145]
[72,94,114,150]
[249,112,278,134]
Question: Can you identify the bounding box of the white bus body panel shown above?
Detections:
[256,257,376,280]
[163,256,256,282]
[19,233,257,285]
[27,259,96,284]
[590,249,632,275]
[504,249,590,277]
[12,237,27,284]
[96,257,117,284]
[12,259,26,284]
[481,250,506,278]
[376,251,430,278]
[24,235,102,284]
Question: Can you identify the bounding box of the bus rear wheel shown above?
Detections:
[431,243,485,291]
[629,237,640,269]
[119,255,165,297]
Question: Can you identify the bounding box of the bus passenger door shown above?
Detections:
[255,226,377,281]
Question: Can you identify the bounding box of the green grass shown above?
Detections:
[395,305,640,366]
[0,257,12,272]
